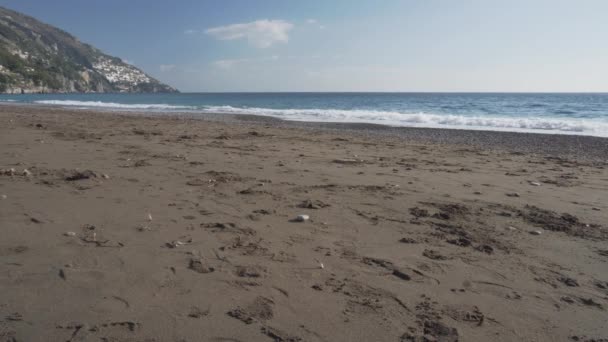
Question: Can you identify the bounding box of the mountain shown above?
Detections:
[0,6,177,94]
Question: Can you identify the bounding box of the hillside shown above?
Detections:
[0,6,177,93]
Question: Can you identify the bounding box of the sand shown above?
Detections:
[0,104,607,342]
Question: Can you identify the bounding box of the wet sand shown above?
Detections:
[1,104,607,341]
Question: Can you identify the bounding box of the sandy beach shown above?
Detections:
[1,104,607,342]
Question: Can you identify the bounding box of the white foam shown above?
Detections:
[34,100,194,110]
[28,100,608,137]
[200,105,608,137]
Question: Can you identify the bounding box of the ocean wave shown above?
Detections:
[26,100,608,137]
[34,100,195,110]
[200,105,608,137]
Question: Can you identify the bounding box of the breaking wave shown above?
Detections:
[200,105,608,137]
[34,100,194,110]
[25,100,608,137]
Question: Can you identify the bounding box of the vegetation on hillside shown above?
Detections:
[0,6,176,93]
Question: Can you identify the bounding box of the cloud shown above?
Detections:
[184,29,198,34]
[306,18,325,29]
[205,19,293,48]
[212,59,249,70]
[211,56,280,70]
[160,64,176,72]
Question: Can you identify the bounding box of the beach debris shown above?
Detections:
[475,244,494,254]
[314,258,324,269]
[447,237,472,247]
[22,169,32,177]
[101,174,110,179]
[134,159,150,167]
[189,258,215,273]
[506,192,520,197]
[392,269,411,281]
[58,268,66,280]
[409,207,430,218]
[423,249,449,260]
[227,297,274,325]
[63,231,77,237]
[507,226,518,231]
[64,170,96,181]
[559,276,579,287]
[188,306,210,319]
[227,308,254,324]
[401,320,459,342]
[425,321,459,341]
[136,225,151,232]
[260,326,302,342]
[235,265,266,278]
[529,181,541,186]
[297,199,330,209]
[1,194,6,200]
[294,214,310,222]
[578,297,604,310]
[333,158,364,165]
[592,207,600,211]
[1,168,16,176]
[166,238,192,248]
[530,230,543,235]
[521,205,598,238]
[147,213,153,221]
[5,312,23,321]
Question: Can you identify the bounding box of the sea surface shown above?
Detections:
[2,92,608,137]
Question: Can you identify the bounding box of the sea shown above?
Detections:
[1,92,608,137]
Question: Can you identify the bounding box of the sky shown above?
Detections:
[1,0,607,92]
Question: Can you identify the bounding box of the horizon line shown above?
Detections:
[174,91,608,94]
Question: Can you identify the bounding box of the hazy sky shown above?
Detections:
[2,0,607,92]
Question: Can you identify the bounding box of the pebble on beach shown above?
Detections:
[295,214,310,222]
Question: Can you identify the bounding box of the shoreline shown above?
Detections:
[3,103,608,161]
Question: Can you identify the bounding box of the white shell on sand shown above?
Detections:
[295,214,310,222]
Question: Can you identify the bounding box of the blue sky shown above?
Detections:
[1,0,607,92]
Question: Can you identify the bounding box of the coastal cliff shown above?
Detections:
[0,6,177,94]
